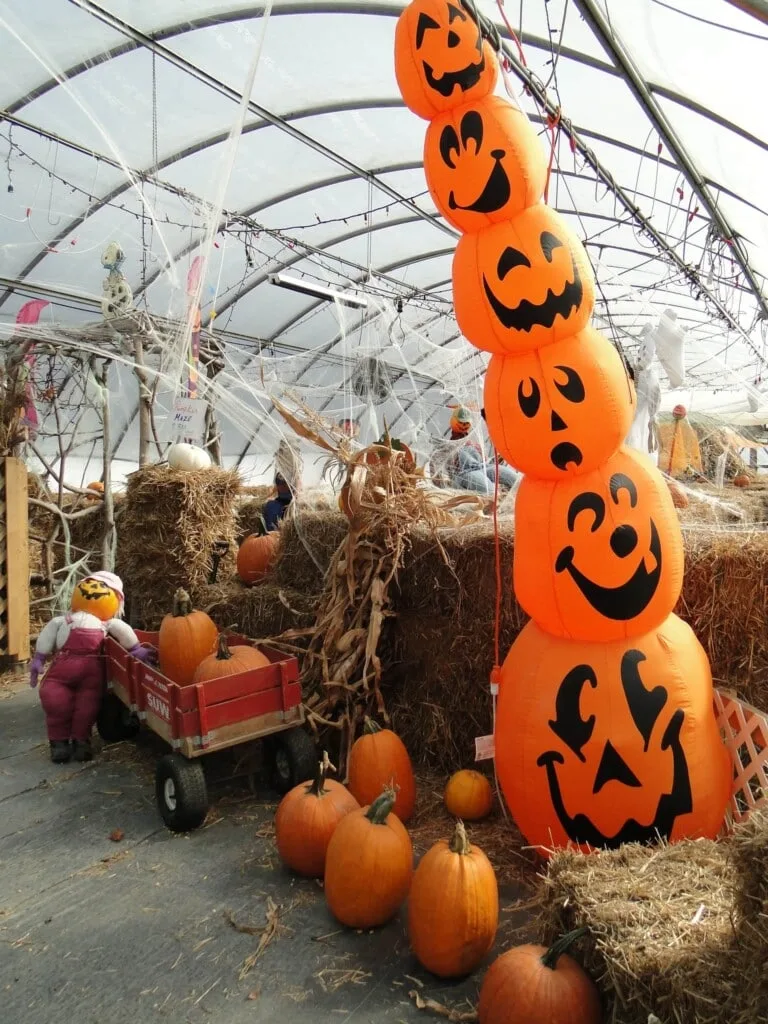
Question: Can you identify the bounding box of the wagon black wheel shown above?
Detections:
[270,728,317,794]
[97,692,140,744]
[155,754,208,833]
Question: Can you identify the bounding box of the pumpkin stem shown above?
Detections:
[540,927,589,970]
[172,588,193,617]
[308,751,336,797]
[366,786,396,824]
[449,819,471,856]
[215,634,232,661]
[362,716,382,735]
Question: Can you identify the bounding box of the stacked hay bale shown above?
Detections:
[116,465,240,627]
[538,811,768,1023]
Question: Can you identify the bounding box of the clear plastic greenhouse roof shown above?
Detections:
[1,0,767,481]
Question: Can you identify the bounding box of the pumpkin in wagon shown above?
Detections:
[408,820,498,977]
[192,634,269,682]
[158,588,218,685]
[275,752,359,878]
[324,787,413,929]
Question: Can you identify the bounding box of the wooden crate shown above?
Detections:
[0,457,30,660]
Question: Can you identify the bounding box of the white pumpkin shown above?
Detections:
[167,442,212,472]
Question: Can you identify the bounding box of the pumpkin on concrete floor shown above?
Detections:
[324,787,413,929]
[158,588,218,685]
[237,532,279,585]
[444,769,494,821]
[192,634,269,682]
[347,717,416,823]
[478,928,602,1024]
[275,752,359,878]
[408,820,498,978]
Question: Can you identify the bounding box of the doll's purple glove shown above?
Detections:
[29,653,46,689]
[129,643,158,666]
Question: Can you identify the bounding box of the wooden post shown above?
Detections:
[0,457,30,660]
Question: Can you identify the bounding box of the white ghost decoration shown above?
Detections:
[625,324,661,466]
[652,308,686,389]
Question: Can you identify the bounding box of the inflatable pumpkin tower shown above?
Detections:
[394,0,730,852]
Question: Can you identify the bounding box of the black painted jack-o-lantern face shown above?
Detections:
[494,615,731,853]
[424,96,547,233]
[453,205,596,354]
[394,0,498,121]
[483,327,635,479]
[514,447,684,641]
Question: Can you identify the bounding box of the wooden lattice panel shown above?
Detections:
[714,688,768,825]
[0,457,30,660]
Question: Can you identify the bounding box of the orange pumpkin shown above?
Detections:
[275,753,360,878]
[70,577,120,621]
[733,473,751,488]
[514,446,684,641]
[478,929,602,1024]
[192,634,270,682]
[408,820,498,977]
[453,205,595,355]
[85,481,104,500]
[158,588,218,685]
[483,328,635,479]
[347,717,416,822]
[394,0,498,121]
[324,788,414,929]
[237,532,279,585]
[444,769,494,820]
[494,614,731,854]
[424,95,547,234]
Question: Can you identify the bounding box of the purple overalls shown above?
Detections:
[39,616,105,743]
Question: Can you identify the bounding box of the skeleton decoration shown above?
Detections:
[100,242,133,320]
[625,324,662,465]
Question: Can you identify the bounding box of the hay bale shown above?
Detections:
[538,815,768,1024]
[116,465,240,627]
[274,509,347,591]
[196,579,317,639]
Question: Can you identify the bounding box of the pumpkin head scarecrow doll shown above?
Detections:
[444,405,518,495]
[29,571,156,764]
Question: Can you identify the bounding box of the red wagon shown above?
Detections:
[98,631,316,832]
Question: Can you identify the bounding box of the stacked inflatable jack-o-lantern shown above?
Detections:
[395,0,730,853]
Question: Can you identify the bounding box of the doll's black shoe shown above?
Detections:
[72,740,93,762]
[50,741,71,764]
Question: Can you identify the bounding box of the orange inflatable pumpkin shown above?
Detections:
[483,327,635,479]
[394,0,498,121]
[70,577,120,621]
[494,614,731,853]
[423,96,546,234]
[514,446,683,642]
[453,206,595,354]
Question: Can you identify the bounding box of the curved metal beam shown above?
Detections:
[574,0,767,317]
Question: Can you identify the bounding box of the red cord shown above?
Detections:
[543,110,561,204]
[495,0,527,67]
[492,449,502,680]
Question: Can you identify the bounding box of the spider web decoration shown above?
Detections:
[351,355,392,404]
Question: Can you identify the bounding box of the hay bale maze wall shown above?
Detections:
[537,810,768,1024]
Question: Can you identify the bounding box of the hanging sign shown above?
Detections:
[169,397,206,442]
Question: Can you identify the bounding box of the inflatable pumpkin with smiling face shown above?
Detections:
[453,205,595,354]
[514,446,683,642]
[394,0,498,121]
[423,95,547,234]
[483,327,636,479]
[494,614,730,854]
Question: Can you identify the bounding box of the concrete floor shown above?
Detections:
[1,683,530,1024]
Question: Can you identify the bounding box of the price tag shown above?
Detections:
[474,734,495,762]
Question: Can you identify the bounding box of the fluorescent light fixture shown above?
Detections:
[269,272,368,309]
